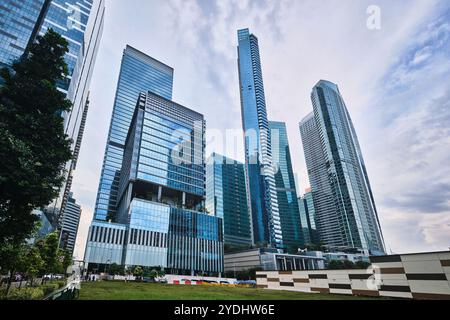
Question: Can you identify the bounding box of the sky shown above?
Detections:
[72,0,450,260]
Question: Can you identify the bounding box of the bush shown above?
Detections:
[7,287,44,300]
[41,283,59,296]
[0,288,7,300]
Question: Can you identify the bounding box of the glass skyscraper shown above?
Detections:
[300,80,385,254]
[85,91,223,275]
[0,0,105,225]
[269,121,303,252]
[93,45,174,222]
[237,28,282,249]
[43,0,105,216]
[206,153,253,248]
[0,0,47,70]
[298,188,319,246]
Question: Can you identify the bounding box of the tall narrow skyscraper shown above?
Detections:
[237,28,282,249]
[269,121,303,252]
[300,80,385,254]
[206,153,253,248]
[93,45,174,222]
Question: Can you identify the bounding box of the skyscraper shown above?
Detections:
[60,193,82,253]
[0,0,105,224]
[237,28,282,249]
[269,121,303,252]
[206,153,253,248]
[298,188,319,246]
[43,0,105,216]
[93,45,174,222]
[0,0,48,70]
[85,91,223,275]
[300,80,385,254]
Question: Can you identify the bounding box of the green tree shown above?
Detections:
[132,266,143,279]
[20,245,44,286]
[36,231,60,275]
[0,242,27,295]
[57,248,72,275]
[108,263,125,276]
[0,28,72,248]
[149,269,158,279]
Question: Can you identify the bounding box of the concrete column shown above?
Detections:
[182,192,186,208]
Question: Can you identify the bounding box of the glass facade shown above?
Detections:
[269,121,303,252]
[237,28,282,248]
[86,88,223,275]
[301,80,385,254]
[59,193,81,253]
[206,153,253,248]
[0,1,105,226]
[93,46,174,222]
[298,190,319,245]
[0,0,45,70]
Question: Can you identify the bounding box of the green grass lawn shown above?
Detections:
[78,281,383,300]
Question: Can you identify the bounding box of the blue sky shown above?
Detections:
[72,0,450,259]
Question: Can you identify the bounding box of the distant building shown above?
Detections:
[304,250,370,267]
[224,248,324,273]
[300,80,386,255]
[59,193,82,253]
[269,121,304,252]
[298,188,319,245]
[206,153,253,248]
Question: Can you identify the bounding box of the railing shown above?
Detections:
[43,275,81,300]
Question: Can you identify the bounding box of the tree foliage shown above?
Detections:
[0,29,72,247]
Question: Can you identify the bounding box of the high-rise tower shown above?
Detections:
[269,121,303,252]
[237,28,282,248]
[206,153,253,248]
[300,80,385,254]
[93,45,174,222]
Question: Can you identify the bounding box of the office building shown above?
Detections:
[59,193,82,253]
[85,91,223,275]
[269,121,303,252]
[93,45,174,222]
[206,153,253,248]
[300,80,385,254]
[0,1,105,227]
[298,188,319,245]
[0,0,47,70]
[237,28,281,248]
